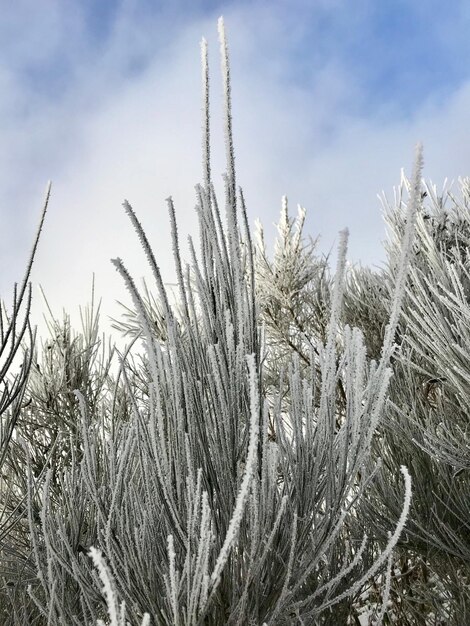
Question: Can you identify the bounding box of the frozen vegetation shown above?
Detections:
[0,18,469,626]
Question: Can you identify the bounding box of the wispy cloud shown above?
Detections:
[1,1,469,336]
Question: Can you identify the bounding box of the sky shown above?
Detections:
[1,0,470,339]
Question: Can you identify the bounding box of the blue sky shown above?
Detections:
[1,0,470,335]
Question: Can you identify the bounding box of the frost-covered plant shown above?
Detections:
[85,18,415,625]
[256,168,470,622]
[0,291,117,623]
[0,184,49,464]
[1,18,417,626]
[0,185,49,622]
[253,198,333,425]
[362,175,470,623]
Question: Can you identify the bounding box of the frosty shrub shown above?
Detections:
[0,288,119,623]
[360,176,470,623]
[0,18,420,626]
[0,185,49,619]
[254,173,470,621]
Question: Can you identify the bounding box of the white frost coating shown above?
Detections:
[89,547,151,626]
[200,36,211,192]
[209,353,260,591]
[292,203,306,253]
[218,16,235,200]
[375,535,394,626]
[381,143,423,365]
[168,534,180,626]
[318,465,412,612]
[110,256,160,386]
[88,546,120,626]
[319,228,349,424]
[269,511,298,623]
